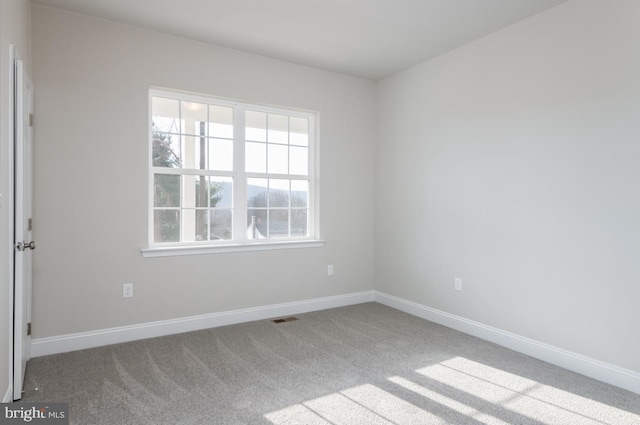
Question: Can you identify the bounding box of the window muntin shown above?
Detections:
[149,89,316,248]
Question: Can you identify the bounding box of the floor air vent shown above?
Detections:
[272,317,299,324]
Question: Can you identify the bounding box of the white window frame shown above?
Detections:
[142,88,323,257]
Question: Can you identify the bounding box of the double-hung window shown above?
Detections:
[147,88,318,254]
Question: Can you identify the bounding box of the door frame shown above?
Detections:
[7,43,16,403]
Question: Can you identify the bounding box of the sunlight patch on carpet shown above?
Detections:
[266,384,448,425]
[416,356,640,425]
[388,375,512,425]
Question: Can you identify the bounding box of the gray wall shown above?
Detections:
[375,0,640,372]
[0,0,31,401]
[31,5,376,338]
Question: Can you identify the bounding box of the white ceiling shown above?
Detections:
[31,0,568,80]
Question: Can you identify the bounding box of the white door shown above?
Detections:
[13,57,34,401]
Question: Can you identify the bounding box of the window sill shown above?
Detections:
[141,240,326,258]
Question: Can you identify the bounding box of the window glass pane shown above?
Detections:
[246,110,266,142]
[289,146,308,175]
[154,210,180,243]
[181,209,200,242]
[181,101,208,136]
[291,209,308,236]
[291,180,308,208]
[209,138,233,171]
[196,176,211,208]
[195,209,210,241]
[290,117,309,146]
[247,208,267,239]
[268,144,288,174]
[247,178,268,207]
[269,209,289,238]
[268,114,288,144]
[210,177,233,208]
[152,97,180,133]
[182,175,208,208]
[152,133,182,168]
[182,135,206,169]
[245,142,266,173]
[210,209,233,240]
[209,105,233,139]
[154,174,180,207]
[269,179,289,207]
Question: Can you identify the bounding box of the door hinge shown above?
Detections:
[28,114,34,127]
[28,218,33,231]
[27,323,31,336]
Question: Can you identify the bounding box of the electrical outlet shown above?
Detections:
[123,283,133,298]
[454,278,463,291]
[327,265,334,276]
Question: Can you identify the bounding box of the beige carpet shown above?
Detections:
[22,303,640,424]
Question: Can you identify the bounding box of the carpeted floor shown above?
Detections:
[21,303,640,424]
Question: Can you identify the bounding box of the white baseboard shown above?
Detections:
[374,291,640,395]
[31,291,375,358]
[2,385,11,403]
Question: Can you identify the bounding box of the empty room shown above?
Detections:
[1,0,639,423]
